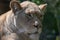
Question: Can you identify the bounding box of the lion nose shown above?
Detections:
[33,21,39,28]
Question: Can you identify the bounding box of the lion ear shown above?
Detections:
[10,0,22,13]
[39,4,47,11]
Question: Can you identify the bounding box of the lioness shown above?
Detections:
[0,0,47,40]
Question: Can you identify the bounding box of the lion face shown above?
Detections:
[10,1,47,40]
[15,6,41,40]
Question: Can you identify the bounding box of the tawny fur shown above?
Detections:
[0,1,46,40]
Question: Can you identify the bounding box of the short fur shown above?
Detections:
[0,1,47,40]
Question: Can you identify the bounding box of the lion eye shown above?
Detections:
[28,14,31,17]
[29,14,33,17]
[26,14,33,21]
[26,14,32,18]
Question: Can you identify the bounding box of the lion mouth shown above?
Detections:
[27,31,38,35]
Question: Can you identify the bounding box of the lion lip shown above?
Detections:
[27,31,38,35]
